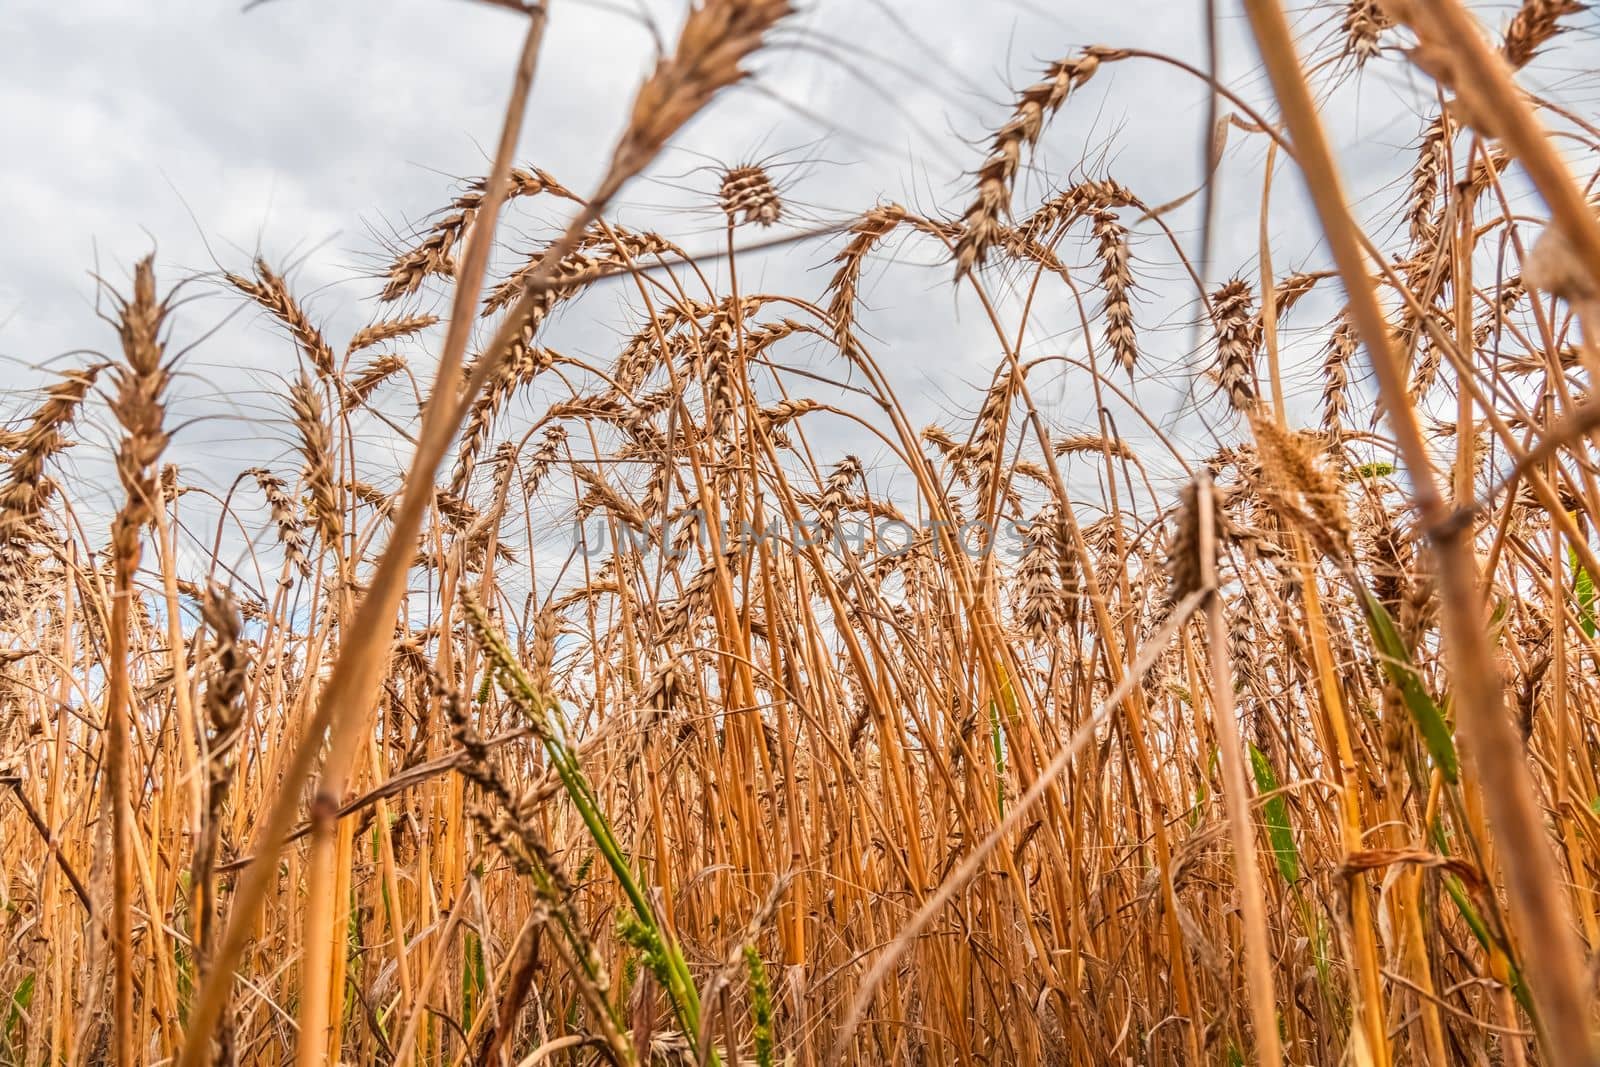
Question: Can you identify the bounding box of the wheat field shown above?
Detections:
[4,0,1600,1064]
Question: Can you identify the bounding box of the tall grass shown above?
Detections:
[3,0,1600,1063]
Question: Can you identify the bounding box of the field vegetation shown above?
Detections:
[4,0,1600,1063]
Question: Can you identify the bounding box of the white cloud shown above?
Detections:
[4,0,1587,582]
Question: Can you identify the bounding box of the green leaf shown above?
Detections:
[1428,823,1534,1016]
[1360,588,1459,783]
[1488,597,1511,636]
[993,664,1020,818]
[1348,461,1396,481]
[5,973,34,1055]
[989,700,1006,818]
[465,596,707,1060]
[744,946,776,1067]
[1248,742,1300,884]
[1570,546,1597,639]
[1310,915,1333,998]
[462,929,486,1031]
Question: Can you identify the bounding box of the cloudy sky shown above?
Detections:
[3,0,1592,585]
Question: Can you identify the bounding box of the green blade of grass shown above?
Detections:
[1570,546,1596,639]
[1247,742,1299,884]
[1359,588,1459,783]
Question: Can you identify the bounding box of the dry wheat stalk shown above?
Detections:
[954,49,1120,276]
[1321,313,1357,437]
[381,166,574,302]
[0,364,105,598]
[346,313,438,357]
[287,374,341,551]
[1053,433,1132,459]
[1502,0,1586,70]
[247,467,310,579]
[1092,210,1138,375]
[720,164,782,226]
[826,203,907,342]
[191,585,245,981]
[451,343,557,499]
[1017,506,1064,640]
[1211,278,1261,411]
[1251,411,1351,557]
[342,353,409,411]
[1270,270,1329,316]
[1341,0,1393,63]
[227,259,336,379]
[606,0,794,191]
[1022,178,1143,242]
[105,255,174,1067]
[1407,116,1450,248]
